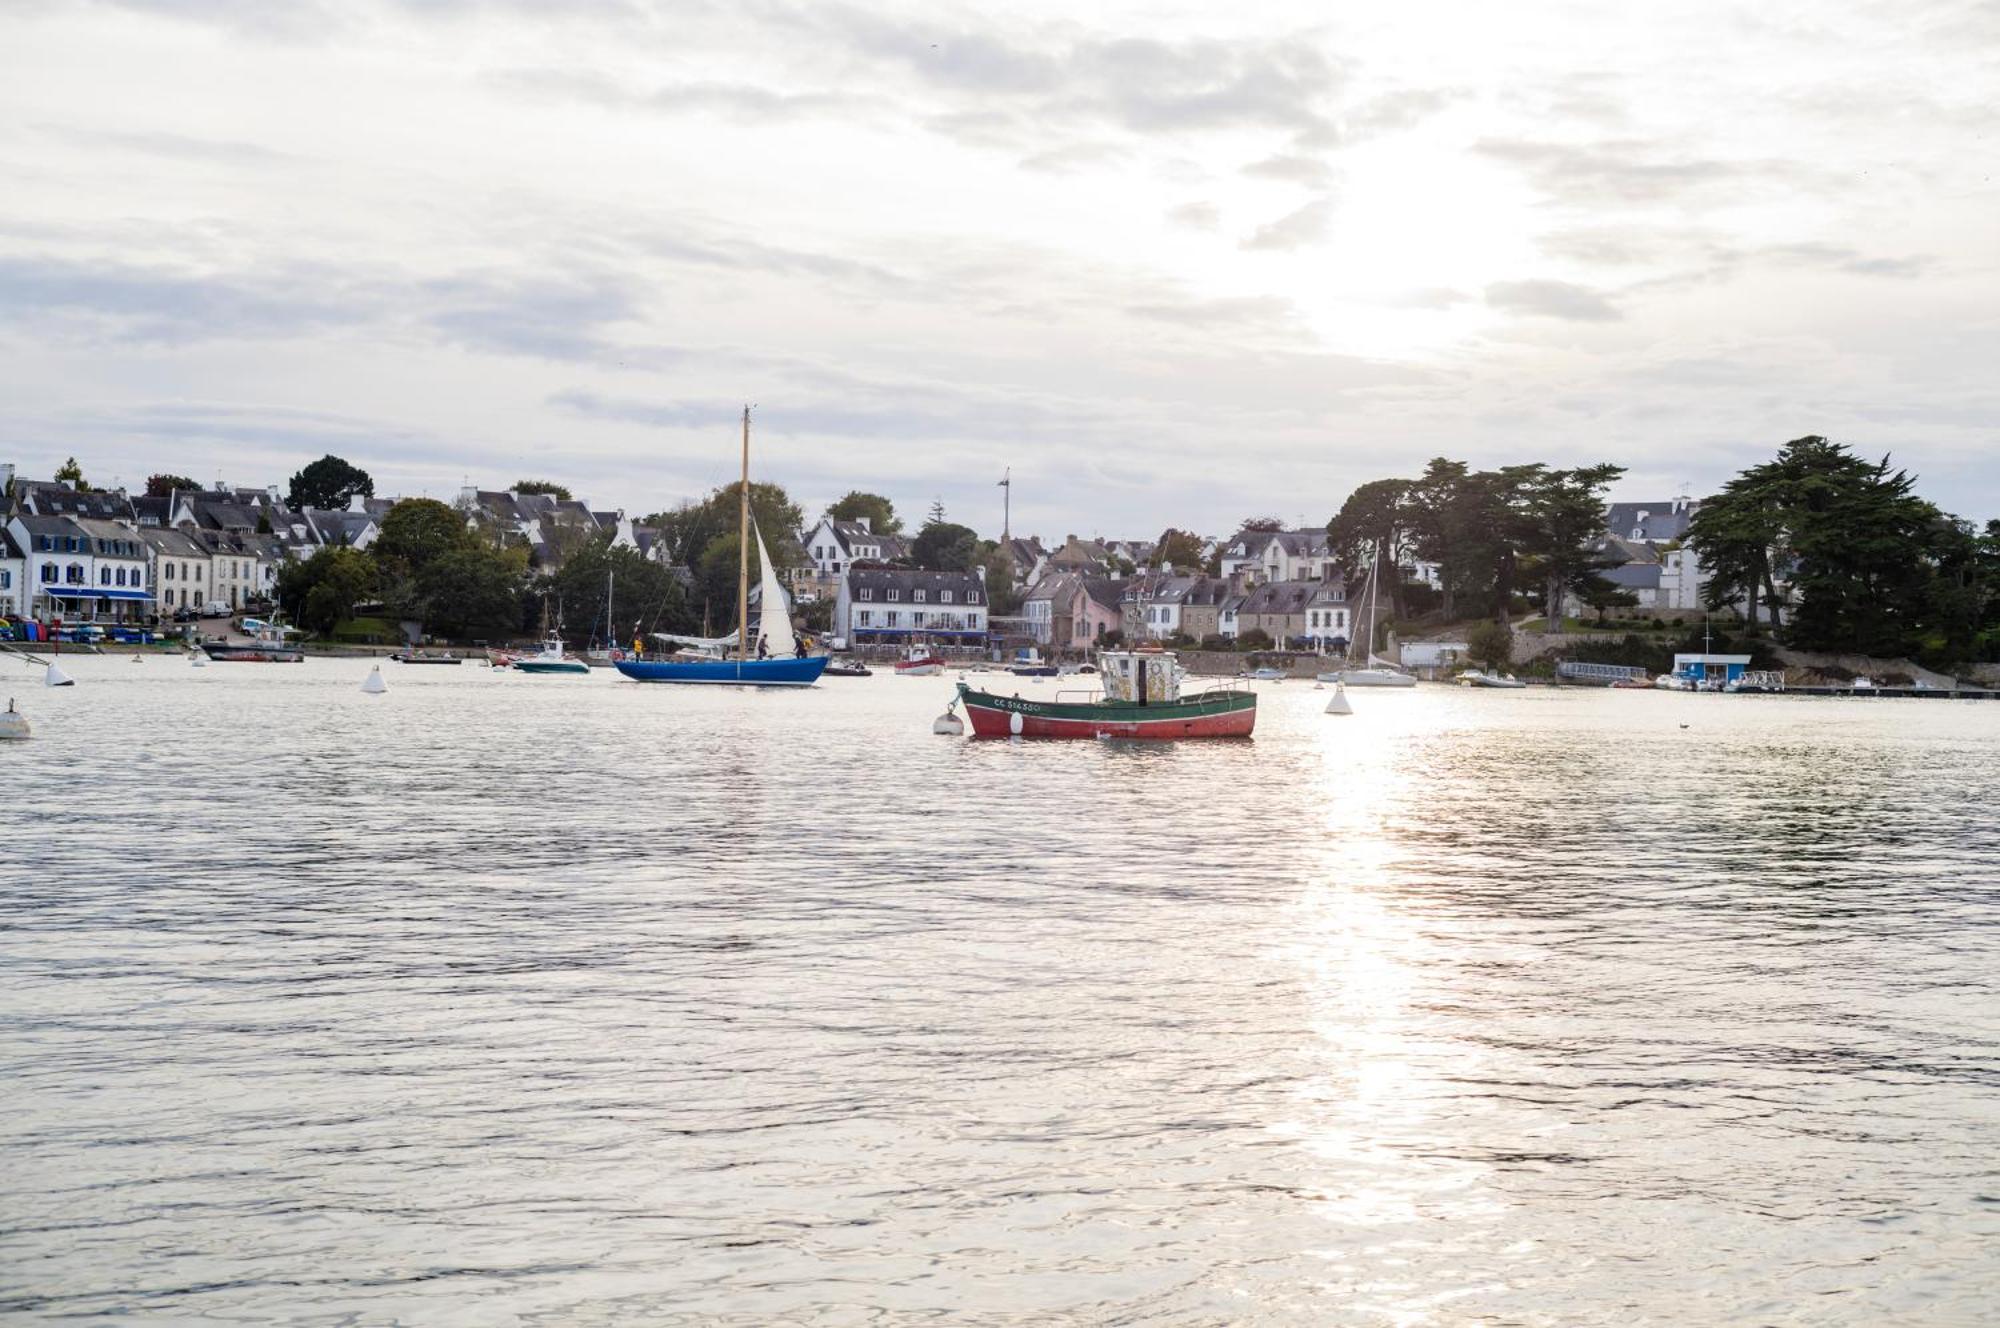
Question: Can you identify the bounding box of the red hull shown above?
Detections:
[963,700,1255,740]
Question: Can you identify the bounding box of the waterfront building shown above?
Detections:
[139,527,212,615]
[802,516,907,578]
[1216,528,1335,585]
[1235,579,1321,646]
[1217,590,1247,640]
[6,513,152,623]
[834,567,987,647]
[1177,578,1231,642]
[1304,579,1356,648]
[0,529,23,618]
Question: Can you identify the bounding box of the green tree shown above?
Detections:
[1151,528,1206,570]
[287,454,374,510]
[655,482,806,629]
[54,456,89,491]
[976,541,1024,616]
[513,479,572,499]
[374,498,472,572]
[1239,516,1285,532]
[826,490,902,535]
[277,545,378,634]
[912,521,980,572]
[145,473,200,498]
[1524,463,1626,634]
[541,534,695,645]
[418,545,531,638]
[1466,618,1513,671]
[1328,478,1412,618]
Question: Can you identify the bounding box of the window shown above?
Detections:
[968,591,980,603]
[859,587,873,601]
[913,589,927,603]
[67,563,83,584]
[114,568,125,586]
[38,536,52,552]
[941,590,953,604]
[887,588,901,601]
[0,571,9,589]
[194,566,203,582]
[911,611,925,626]
[41,563,56,582]
[165,562,175,580]
[886,611,901,627]
[858,610,872,626]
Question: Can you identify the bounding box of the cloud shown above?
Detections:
[34,124,302,165]
[1485,279,1623,321]
[1476,136,1815,204]
[1390,288,1472,310]
[1123,295,1302,331]
[0,254,374,344]
[1240,197,1332,251]
[1241,154,1334,188]
[1166,200,1219,230]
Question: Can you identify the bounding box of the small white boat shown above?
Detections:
[895,645,944,677]
[1245,666,1286,681]
[512,636,591,675]
[1320,664,1417,688]
[1460,670,1527,688]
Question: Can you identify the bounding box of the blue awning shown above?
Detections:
[46,587,154,601]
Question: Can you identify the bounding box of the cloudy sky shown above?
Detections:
[2,0,1996,538]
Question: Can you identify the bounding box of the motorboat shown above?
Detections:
[1320,664,1417,688]
[389,650,462,665]
[1245,666,1286,681]
[821,658,873,677]
[895,645,945,677]
[1459,670,1527,688]
[1008,647,1058,677]
[952,646,1255,740]
[513,636,591,675]
[201,618,304,662]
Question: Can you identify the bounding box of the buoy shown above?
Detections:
[361,665,387,695]
[0,699,28,740]
[1009,710,1024,736]
[45,663,74,688]
[1325,683,1353,716]
[932,710,964,736]
[131,653,143,664]
[190,651,206,668]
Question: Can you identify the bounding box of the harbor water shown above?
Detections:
[3,657,1997,1323]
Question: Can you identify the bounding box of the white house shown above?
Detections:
[140,526,213,615]
[0,529,24,618]
[834,567,986,646]
[803,516,906,577]
[1303,581,1355,647]
[6,513,152,622]
[1217,528,1334,585]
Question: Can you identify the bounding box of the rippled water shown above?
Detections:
[3,655,1997,1324]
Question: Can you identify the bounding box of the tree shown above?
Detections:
[1328,478,1412,618]
[54,457,89,491]
[418,544,532,638]
[654,482,806,629]
[540,534,695,645]
[1466,618,1513,671]
[912,521,980,572]
[374,498,473,573]
[976,541,1024,616]
[287,454,374,511]
[926,498,948,527]
[1523,464,1626,634]
[826,491,902,535]
[1239,516,1285,532]
[1151,528,1206,570]
[277,546,378,634]
[512,479,572,500]
[145,473,200,498]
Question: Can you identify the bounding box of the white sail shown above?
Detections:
[753,524,796,657]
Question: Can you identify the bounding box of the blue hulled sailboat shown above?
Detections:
[616,407,828,688]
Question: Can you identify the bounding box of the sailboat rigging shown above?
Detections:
[615,406,828,687]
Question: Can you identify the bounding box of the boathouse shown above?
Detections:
[1671,652,1752,686]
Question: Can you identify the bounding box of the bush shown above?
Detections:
[1466,619,1513,670]
[1238,628,1273,651]
[1199,634,1232,651]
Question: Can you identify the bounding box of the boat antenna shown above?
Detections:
[737,404,752,661]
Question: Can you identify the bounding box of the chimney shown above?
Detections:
[349,492,367,513]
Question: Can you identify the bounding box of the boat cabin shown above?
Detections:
[1098,648,1180,705]
[1671,652,1752,687]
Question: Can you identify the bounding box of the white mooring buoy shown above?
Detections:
[45,662,74,688]
[190,650,207,668]
[361,665,388,695]
[0,698,29,740]
[1325,682,1353,716]
[1009,710,1025,736]
[932,708,964,736]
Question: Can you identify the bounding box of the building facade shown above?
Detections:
[833,568,988,646]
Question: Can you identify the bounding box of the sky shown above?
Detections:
[1,0,1996,541]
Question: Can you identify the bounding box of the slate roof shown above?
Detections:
[138,526,208,558]
[1238,579,1319,615]
[12,481,135,521]
[845,567,985,602]
[1605,502,1695,543]
[1604,562,1663,590]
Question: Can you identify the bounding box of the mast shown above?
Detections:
[999,466,1011,543]
[737,404,751,661]
[607,568,614,651]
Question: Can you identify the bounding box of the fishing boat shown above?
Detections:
[202,618,304,662]
[616,407,828,688]
[953,646,1255,739]
[513,635,590,675]
[895,644,945,677]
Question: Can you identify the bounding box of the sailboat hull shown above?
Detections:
[615,656,829,687]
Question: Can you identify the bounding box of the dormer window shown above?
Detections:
[887,588,901,601]
[941,590,953,604]
[859,587,873,601]
[914,589,927,603]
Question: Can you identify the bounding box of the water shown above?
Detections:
[3,656,1997,1324]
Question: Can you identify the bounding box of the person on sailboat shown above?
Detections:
[757,634,769,660]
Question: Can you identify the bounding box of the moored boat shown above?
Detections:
[895,644,945,677]
[389,650,462,664]
[1320,664,1417,687]
[513,636,591,675]
[1459,670,1527,688]
[822,658,873,677]
[1008,647,1057,677]
[613,407,829,689]
[201,619,304,662]
[954,647,1255,740]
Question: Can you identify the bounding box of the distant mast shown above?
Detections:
[999,466,1011,543]
[737,404,751,661]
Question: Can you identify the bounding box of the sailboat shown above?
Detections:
[616,407,828,687]
[1318,540,1416,688]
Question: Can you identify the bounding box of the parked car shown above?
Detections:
[204,600,232,616]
